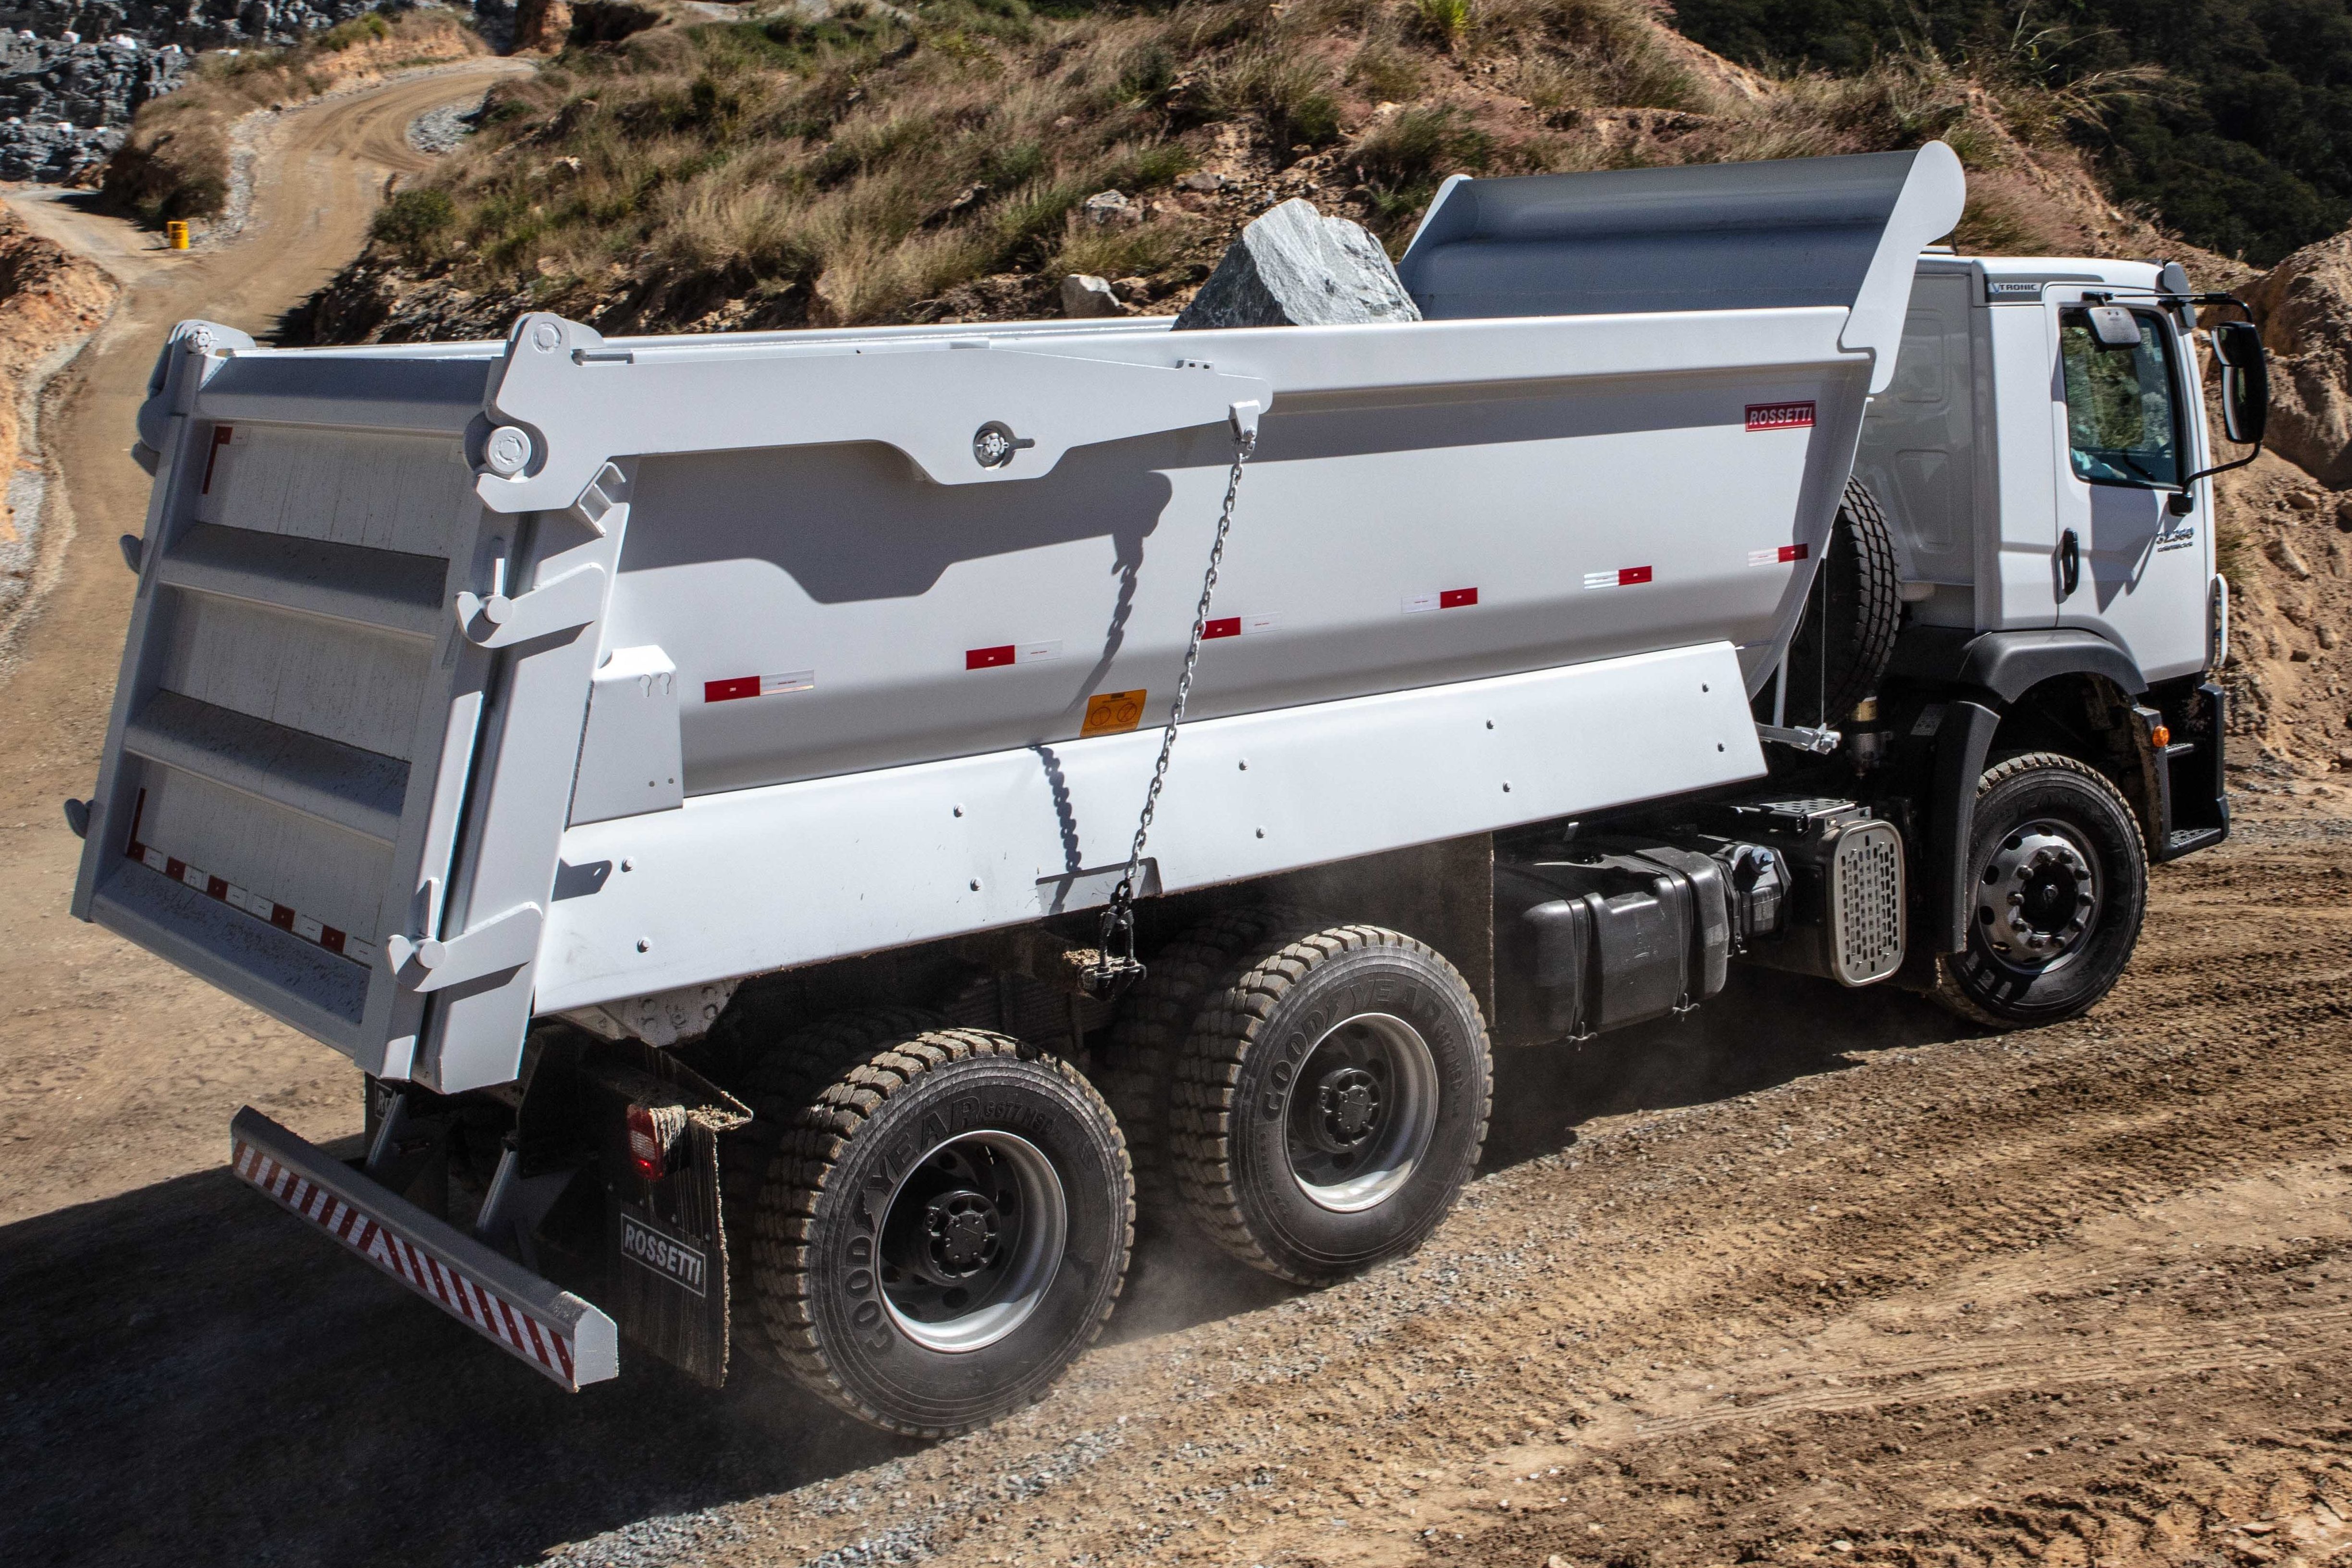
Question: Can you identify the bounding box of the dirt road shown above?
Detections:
[0,818,2345,1568]
[6,61,2352,1568]
[0,59,528,1229]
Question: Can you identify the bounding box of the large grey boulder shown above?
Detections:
[1173,197,1421,331]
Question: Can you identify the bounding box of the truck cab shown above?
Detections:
[1857,257,2222,680]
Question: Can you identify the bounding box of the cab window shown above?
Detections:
[2058,308,2182,489]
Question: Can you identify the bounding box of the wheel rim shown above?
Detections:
[1975,819,2101,971]
[876,1130,1066,1353]
[1281,1012,1440,1214]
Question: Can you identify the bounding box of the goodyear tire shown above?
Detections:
[749,1029,1132,1436]
[1934,752,2148,1029]
[1169,926,1492,1286]
[1101,904,1323,1224]
[719,1007,943,1376]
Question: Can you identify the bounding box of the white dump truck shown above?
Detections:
[68,141,2260,1433]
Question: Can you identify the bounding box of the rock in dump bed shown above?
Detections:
[1173,197,1422,330]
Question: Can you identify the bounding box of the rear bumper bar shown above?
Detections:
[229,1107,618,1389]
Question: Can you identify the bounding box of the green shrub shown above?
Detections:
[372,187,456,250]
[1413,0,1473,51]
[316,12,390,52]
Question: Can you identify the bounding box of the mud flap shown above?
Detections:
[576,1042,750,1387]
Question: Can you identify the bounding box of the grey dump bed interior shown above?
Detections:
[1398,150,1930,319]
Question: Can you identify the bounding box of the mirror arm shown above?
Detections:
[2181,444,2261,489]
[2156,291,2256,321]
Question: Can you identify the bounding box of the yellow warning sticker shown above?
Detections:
[1081,689,1147,738]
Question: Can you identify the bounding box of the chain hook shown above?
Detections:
[1086,402,1262,997]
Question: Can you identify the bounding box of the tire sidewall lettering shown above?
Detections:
[809,1057,1122,1409]
[1229,945,1491,1273]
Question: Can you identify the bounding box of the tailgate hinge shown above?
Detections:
[384,903,545,992]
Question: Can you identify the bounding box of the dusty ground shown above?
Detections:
[1,818,2347,1568]
[4,55,2352,1568]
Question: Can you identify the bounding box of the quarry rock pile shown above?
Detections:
[0,0,410,183]
[0,32,185,179]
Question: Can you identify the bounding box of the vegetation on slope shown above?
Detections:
[314,0,2174,341]
[1670,0,2352,267]
[103,7,486,226]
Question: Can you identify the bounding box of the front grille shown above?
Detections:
[1829,823,1905,985]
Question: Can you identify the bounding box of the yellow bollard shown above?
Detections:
[165,220,189,251]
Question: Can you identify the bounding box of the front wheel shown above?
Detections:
[1934,751,2148,1029]
[748,1029,1132,1437]
[1170,926,1492,1285]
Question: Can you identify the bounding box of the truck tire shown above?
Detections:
[1933,752,2148,1029]
[720,1006,944,1375]
[1169,926,1492,1286]
[1101,904,1323,1223]
[1784,478,1899,727]
[748,1028,1133,1436]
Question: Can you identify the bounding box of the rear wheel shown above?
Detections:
[1101,904,1323,1223]
[1170,926,1492,1285]
[1934,752,2148,1029]
[748,1029,1132,1436]
[719,1006,943,1375]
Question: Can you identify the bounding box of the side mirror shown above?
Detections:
[2214,319,2267,446]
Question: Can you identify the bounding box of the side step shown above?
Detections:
[229,1108,618,1390]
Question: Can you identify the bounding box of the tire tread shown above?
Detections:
[1167,925,1492,1284]
[747,1027,1134,1438]
[1931,750,2148,1029]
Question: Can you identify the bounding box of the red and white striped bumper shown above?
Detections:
[229,1107,618,1390]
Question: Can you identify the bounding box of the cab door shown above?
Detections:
[2045,290,2213,681]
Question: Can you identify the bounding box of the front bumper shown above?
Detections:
[229,1107,618,1389]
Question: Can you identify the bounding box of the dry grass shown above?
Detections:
[327,0,2157,335]
[365,0,1731,326]
[104,8,484,225]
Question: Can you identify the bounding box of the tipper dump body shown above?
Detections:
[73,143,1965,1093]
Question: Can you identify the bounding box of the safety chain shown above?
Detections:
[1088,415,1259,994]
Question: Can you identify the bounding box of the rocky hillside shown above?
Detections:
[0,205,113,635]
[1669,0,2352,271]
[101,6,487,223]
[2212,233,2352,813]
[299,0,2213,342]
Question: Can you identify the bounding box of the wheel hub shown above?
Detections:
[874,1131,1067,1352]
[1977,825,2098,965]
[1282,1013,1442,1214]
[1316,1067,1382,1146]
[923,1190,1001,1279]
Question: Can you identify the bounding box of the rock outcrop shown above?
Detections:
[1173,197,1419,331]
[0,203,116,630]
[0,0,380,50]
[0,33,185,180]
[2247,230,2352,491]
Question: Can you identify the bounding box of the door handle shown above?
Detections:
[2059,529,2081,600]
